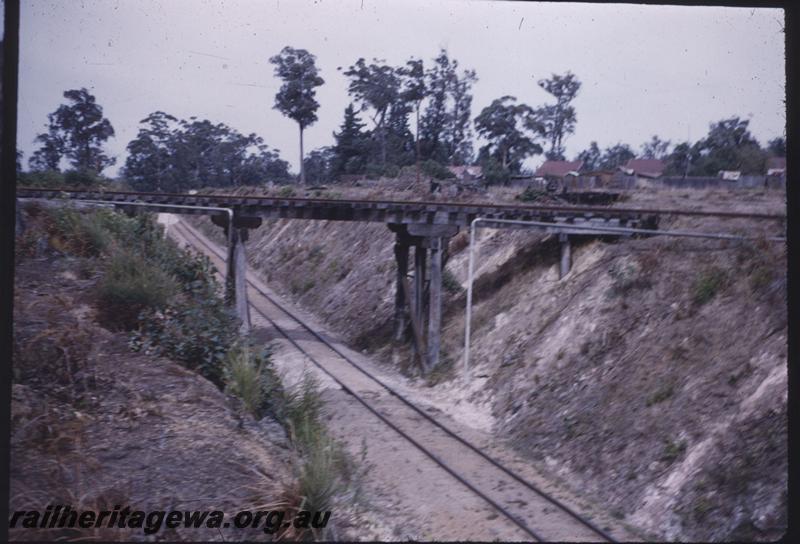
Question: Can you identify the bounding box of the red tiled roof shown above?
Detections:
[534,160,583,177]
[624,159,665,177]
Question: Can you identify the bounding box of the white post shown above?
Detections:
[463,217,484,383]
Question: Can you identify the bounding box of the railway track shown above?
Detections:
[170,218,635,542]
[18,186,786,221]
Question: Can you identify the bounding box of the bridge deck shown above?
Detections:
[17,188,661,229]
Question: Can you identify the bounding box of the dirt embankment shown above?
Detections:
[11,218,294,542]
[191,185,787,541]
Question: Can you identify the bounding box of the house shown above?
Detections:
[718,170,742,181]
[534,160,583,179]
[766,157,786,177]
[447,165,483,181]
[622,158,666,179]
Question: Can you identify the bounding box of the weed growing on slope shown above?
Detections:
[224,343,282,418]
[691,267,728,306]
[96,250,178,330]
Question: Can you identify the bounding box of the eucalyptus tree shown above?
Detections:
[399,58,427,181]
[30,88,115,173]
[123,111,178,191]
[599,143,635,170]
[474,96,543,174]
[537,72,581,161]
[446,65,478,166]
[576,141,602,171]
[640,135,671,160]
[343,57,401,168]
[269,46,325,184]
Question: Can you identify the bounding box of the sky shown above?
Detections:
[16,0,785,176]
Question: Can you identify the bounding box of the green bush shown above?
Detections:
[132,293,239,388]
[480,157,510,185]
[421,160,456,180]
[18,170,66,188]
[277,185,296,198]
[691,267,727,305]
[517,187,548,202]
[96,251,178,330]
[63,169,104,188]
[442,269,464,294]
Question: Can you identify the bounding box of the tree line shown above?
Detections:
[22,46,785,189]
[575,121,785,177]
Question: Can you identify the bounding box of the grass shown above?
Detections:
[661,438,687,464]
[646,382,675,407]
[224,344,275,417]
[442,268,464,294]
[607,259,651,297]
[96,250,178,330]
[276,372,368,540]
[691,266,727,305]
[278,186,297,198]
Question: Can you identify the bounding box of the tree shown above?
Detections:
[122,112,290,191]
[767,137,786,157]
[576,141,601,171]
[474,96,543,176]
[331,104,370,177]
[417,49,478,167]
[599,143,635,170]
[690,117,767,175]
[536,72,581,160]
[399,58,427,182]
[270,46,325,184]
[303,147,335,184]
[418,50,451,164]
[446,66,478,166]
[29,132,63,171]
[640,135,671,160]
[30,88,115,173]
[344,57,401,169]
[123,111,178,191]
[664,141,695,177]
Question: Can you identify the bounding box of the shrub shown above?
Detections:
[480,157,510,185]
[44,207,111,257]
[646,382,675,406]
[661,438,687,463]
[18,170,66,188]
[691,267,727,305]
[132,295,239,388]
[421,160,456,180]
[63,169,104,188]
[96,251,178,330]
[517,186,548,202]
[607,258,651,296]
[442,269,464,294]
[277,186,296,198]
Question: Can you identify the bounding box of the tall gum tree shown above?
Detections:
[30,88,115,173]
[270,46,324,184]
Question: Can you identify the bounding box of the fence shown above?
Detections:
[513,173,785,192]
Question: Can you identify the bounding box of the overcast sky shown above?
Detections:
[17,0,785,176]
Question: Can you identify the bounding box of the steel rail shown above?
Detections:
[17,186,786,221]
[172,219,618,543]
[169,221,548,542]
